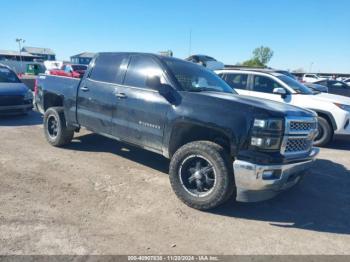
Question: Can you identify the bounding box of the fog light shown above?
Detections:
[251,137,264,147]
[262,170,282,180]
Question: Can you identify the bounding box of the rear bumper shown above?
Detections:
[233,147,319,202]
[0,103,33,115]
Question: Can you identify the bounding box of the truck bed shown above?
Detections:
[35,74,81,123]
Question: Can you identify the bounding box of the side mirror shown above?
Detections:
[273,87,287,97]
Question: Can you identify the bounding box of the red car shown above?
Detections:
[49,64,87,78]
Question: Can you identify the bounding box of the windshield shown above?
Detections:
[277,75,313,94]
[276,70,296,80]
[0,67,21,83]
[164,58,235,94]
[199,56,216,62]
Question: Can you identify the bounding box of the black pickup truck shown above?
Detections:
[35,52,319,210]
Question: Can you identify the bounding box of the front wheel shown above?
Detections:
[313,117,333,147]
[43,107,74,147]
[169,141,235,210]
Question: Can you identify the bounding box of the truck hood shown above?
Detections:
[311,92,350,105]
[0,83,29,96]
[203,92,315,117]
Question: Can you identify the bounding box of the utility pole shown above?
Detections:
[15,38,25,73]
[188,29,192,57]
[309,62,314,73]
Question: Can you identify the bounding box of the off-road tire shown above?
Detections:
[169,141,235,210]
[44,107,74,147]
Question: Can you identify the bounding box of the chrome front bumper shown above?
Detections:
[233,147,320,202]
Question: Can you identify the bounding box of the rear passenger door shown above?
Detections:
[77,53,129,134]
[220,73,250,96]
[112,55,171,152]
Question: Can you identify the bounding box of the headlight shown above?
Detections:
[334,103,350,112]
[251,118,284,150]
[253,118,283,131]
[24,90,33,100]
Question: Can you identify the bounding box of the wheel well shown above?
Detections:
[316,112,336,132]
[44,93,63,111]
[168,124,231,157]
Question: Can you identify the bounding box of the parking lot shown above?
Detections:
[0,111,349,255]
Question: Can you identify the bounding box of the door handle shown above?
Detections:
[81,86,89,92]
[115,92,127,99]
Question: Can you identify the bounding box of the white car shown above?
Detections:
[302,73,326,83]
[43,60,63,74]
[216,69,350,146]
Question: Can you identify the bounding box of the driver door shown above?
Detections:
[248,75,290,103]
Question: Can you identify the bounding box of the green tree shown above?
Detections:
[241,57,265,67]
[241,46,274,67]
[252,46,274,65]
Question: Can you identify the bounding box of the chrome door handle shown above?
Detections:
[115,93,127,99]
[81,86,89,92]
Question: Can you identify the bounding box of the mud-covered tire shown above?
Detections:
[314,117,333,147]
[43,107,74,147]
[169,141,235,210]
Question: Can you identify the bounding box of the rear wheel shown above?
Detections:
[314,116,333,147]
[43,107,74,147]
[169,141,235,210]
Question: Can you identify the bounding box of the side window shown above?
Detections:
[89,53,128,84]
[252,75,283,94]
[332,81,346,88]
[123,56,165,89]
[224,73,248,90]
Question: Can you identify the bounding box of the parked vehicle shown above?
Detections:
[186,55,224,70]
[343,78,350,86]
[304,82,329,93]
[49,64,88,78]
[302,74,326,83]
[313,79,350,97]
[0,64,33,115]
[44,61,63,74]
[216,69,350,146]
[26,63,45,76]
[35,53,319,210]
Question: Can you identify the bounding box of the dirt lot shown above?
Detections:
[0,111,349,255]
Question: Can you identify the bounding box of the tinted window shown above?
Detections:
[330,81,348,88]
[316,80,327,86]
[89,53,128,84]
[0,67,21,83]
[164,58,234,94]
[223,73,248,90]
[72,65,87,71]
[252,75,283,93]
[124,56,164,89]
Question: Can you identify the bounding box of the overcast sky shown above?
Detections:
[2,0,349,72]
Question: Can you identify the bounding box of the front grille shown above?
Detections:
[289,121,317,132]
[285,138,312,153]
[0,95,24,106]
[282,117,318,156]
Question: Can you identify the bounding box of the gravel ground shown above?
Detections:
[0,111,349,255]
